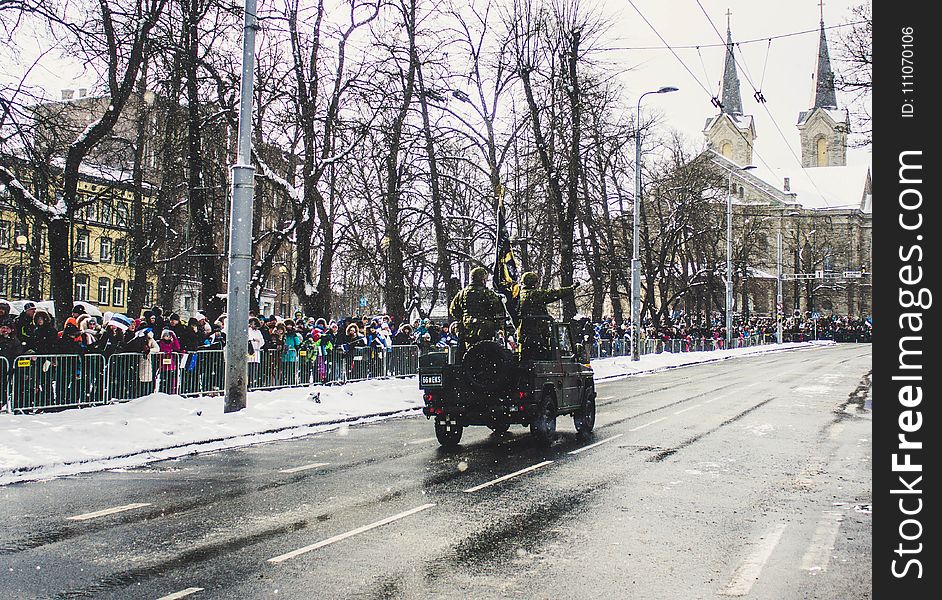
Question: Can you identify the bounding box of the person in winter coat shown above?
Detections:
[0,316,20,366]
[281,320,302,384]
[341,323,367,381]
[157,329,181,394]
[15,301,37,353]
[180,318,204,353]
[247,318,265,387]
[27,310,57,355]
[135,329,160,388]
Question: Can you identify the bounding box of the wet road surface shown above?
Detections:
[0,344,872,599]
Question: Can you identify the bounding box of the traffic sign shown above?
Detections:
[359,297,367,307]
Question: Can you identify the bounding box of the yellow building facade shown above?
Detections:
[0,176,157,316]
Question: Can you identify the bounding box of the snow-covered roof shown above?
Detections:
[797,108,849,127]
[703,113,755,133]
[751,163,872,212]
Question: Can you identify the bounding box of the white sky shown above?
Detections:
[3,0,871,171]
[596,0,871,169]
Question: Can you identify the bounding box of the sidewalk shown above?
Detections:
[0,341,832,485]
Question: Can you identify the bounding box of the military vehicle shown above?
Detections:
[418,317,596,446]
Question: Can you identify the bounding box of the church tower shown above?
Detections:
[797,13,850,167]
[703,17,756,167]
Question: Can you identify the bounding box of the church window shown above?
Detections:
[721,141,733,159]
[815,137,828,167]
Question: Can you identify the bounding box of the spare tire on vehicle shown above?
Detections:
[463,340,515,393]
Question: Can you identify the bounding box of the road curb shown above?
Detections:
[593,342,827,382]
[0,407,422,486]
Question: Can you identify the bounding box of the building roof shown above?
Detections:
[703,113,754,134]
[812,20,838,110]
[720,25,744,115]
[751,163,872,212]
[797,107,849,127]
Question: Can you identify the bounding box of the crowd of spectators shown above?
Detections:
[0,298,871,410]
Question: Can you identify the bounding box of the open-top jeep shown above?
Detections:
[418,318,596,446]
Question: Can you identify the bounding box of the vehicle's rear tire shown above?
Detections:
[435,417,463,447]
[488,422,510,435]
[530,390,557,445]
[463,341,514,393]
[573,390,596,434]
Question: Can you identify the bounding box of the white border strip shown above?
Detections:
[569,434,624,455]
[156,587,204,600]
[629,417,666,432]
[722,523,788,596]
[268,503,436,564]
[462,461,554,493]
[278,462,330,474]
[67,502,151,521]
[800,511,843,572]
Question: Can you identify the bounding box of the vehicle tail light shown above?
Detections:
[423,393,434,403]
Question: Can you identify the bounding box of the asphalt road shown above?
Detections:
[0,343,872,600]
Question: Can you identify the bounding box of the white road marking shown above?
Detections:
[800,511,844,572]
[67,503,151,521]
[268,503,436,564]
[156,587,204,600]
[462,461,554,493]
[569,434,624,455]
[406,437,439,445]
[721,523,788,596]
[597,396,614,400]
[628,417,666,432]
[278,462,330,474]
[674,404,703,415]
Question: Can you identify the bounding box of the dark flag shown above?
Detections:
[493,189,520,325]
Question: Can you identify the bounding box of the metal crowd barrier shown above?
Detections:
[0,334,813,413]
[9,353,107,411]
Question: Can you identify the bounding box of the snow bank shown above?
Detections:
[0,341,833,485]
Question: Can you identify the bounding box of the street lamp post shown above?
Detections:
[725,165,755,349]
[15,234,28,298]
[632,86,678,361]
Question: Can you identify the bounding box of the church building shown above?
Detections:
[699,12,872,320]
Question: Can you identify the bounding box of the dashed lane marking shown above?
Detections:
[278,462,330,474]
[628,417,666,432]
[721,523,788,596]
[156,587,204,600]
[67,503,152,521]
[406,437,439,445]
[462,461,554,493]
[674,404,703,415]
[267,503,436,564]
[800,511,844,572]
[569,434,624,455]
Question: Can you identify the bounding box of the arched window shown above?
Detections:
[721,141,733,159]
[815,137,828,167]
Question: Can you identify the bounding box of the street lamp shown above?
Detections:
[726,164,756,349]
[632,86,678,361]
[15,234,28,298]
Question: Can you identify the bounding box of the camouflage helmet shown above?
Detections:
[521,271,539,287]
[470,266,489,283]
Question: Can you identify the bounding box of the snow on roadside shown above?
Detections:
[0,341,833,485]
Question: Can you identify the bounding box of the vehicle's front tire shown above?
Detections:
[530,391,557,445]
[573,390,596,434]
[435,417,463,447]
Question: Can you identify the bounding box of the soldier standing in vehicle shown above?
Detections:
[449,266,505,357]
[516,271,579,360]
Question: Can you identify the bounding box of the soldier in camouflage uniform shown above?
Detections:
[449,267,505,357]
[516,271,578,359]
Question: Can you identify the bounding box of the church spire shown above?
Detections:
[812,11,838,109]
[720,13,744,115]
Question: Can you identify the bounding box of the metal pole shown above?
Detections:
[726,171,733,349]
[631,94,644,361]
[776,231,783,343]
[224,0,258,413]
